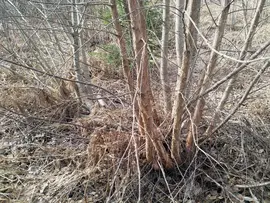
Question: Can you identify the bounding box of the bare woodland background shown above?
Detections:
[1,0,270,202]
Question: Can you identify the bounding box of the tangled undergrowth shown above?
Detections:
[1,81,270,203]
[0,66,270,202]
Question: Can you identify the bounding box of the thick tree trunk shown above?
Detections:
[110,0,134,96]
[171,0,197,163]
[171,50,190,163]
[185,0,201,98]
[172,0,185,120]
[160,0,172,114]
[127,0,172,168]
[110,0,143,136]
[188,0,201,58]
[122,0,134,57]
[71,0,92,111]
[71,0,82,103]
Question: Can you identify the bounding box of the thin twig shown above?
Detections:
[190,40,270,105]
[213,60,270,133]
[235,181,270,188]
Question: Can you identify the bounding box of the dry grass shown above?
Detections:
[1,105,270,202]
[1,68,270,202]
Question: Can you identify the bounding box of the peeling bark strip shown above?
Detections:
[127,0,172,168]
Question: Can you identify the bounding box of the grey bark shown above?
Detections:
[160,0,172,114]
[172,0,185,116]
[185,0,201,98]
[71,0,92,111]
[171,0,198,163]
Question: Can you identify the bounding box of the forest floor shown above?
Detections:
[1,65,270,203]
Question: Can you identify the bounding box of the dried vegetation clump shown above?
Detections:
[247,99,270,121]
[1,86,56,109]
[88,46,124,80]
[88,128,138,168]
[0,74,86,122]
